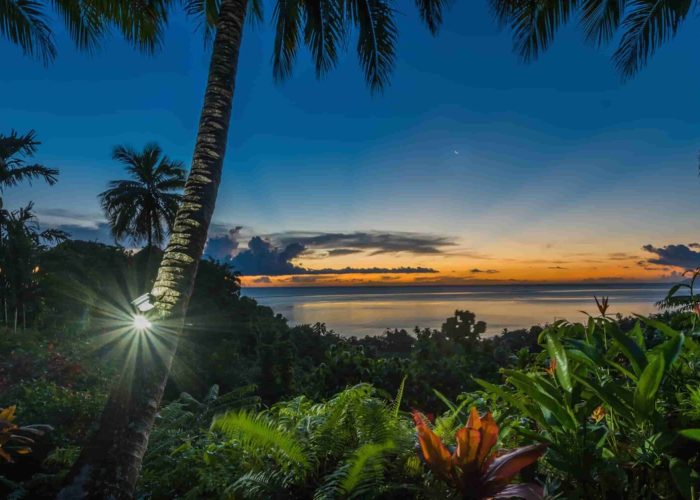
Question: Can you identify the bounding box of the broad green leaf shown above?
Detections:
[669,457,699,500]
[607,360,638,382]
[565,338,605,366]
[432,389,457,412]
[629,321,646,350]
[608,324,647,376]
[504,370,576,430]
[651,332,685,370]
[633,355,665,420]
[679,429,700,442]
[574,375,634,422]
[634,315,680,339]
[545,333,572,393]
[474,379,523,410]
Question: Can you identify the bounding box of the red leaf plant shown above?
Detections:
[413,407,546,499]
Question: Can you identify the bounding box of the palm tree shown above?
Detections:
[59,1,453,497]
[100,143,186,249]
[489,0,694,79]
[0,130,58,193]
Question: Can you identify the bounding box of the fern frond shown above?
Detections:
[391,375,407,418]
[211,411,310,470]
[314,441,395,499]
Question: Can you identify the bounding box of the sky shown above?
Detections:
[2,2,700,287]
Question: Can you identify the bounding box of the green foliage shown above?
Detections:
[141,384,416,499]
[475,311,700,498]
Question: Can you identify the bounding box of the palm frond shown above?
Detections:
[0,129,40,160]
[303,0,344,78]
[414,0,450,34]
[0,0,56,64]
[272,0,303,81]
[347,0,397,92]
[0,164,59,189]
[490,0,579,62]
[656,293,700,311]
[613,0,691,80]
[52,0,106,52]
[580,0,625,46]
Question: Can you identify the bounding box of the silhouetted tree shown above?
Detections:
[100,143,185,248]
[63,1,453,496]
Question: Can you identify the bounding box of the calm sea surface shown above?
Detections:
[243,284,669,337]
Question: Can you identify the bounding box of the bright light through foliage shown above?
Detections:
[133,315,151,331]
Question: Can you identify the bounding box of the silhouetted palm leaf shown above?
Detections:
[613,0,692,79]
[0,0,55,63]
[414,0,451,35]
[0,130,58,191]
[581,0,625,45]
[347,0,397,92]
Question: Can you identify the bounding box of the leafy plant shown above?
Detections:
[476,300,699,498]
[0,405,51,463]
[412,406,546,499]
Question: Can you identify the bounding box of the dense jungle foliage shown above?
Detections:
[0,240,699,498]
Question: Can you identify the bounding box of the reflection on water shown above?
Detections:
[243,284,668,337]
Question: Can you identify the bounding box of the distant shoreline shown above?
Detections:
[243,281,672,290]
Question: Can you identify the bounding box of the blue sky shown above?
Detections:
[3,2,700,284]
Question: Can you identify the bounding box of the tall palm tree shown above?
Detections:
[489,0,694,79]
[100,143,186,249]
[0,130,58,193]
[59,1,453,497]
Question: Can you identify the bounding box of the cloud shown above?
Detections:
[607,252,639,261]
[642,244,700,270]
[49,222,114,243]
[469,268,499,274]
[548,266,567,270]
[230,237,438,276]
[327,248,364,257]
[204,226,243,261]
[252,276,271,284]
[271,230,457,255]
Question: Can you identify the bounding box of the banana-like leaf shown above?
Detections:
[679,429,700,442]
[573,375,634,422]
[635,315,681,339]
[652,332,685,370]
[545,332,573,393]
[633,355,665,421]
[504,371,576,430]
[607,324,647,376]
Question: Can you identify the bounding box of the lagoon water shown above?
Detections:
[243,284,669,337]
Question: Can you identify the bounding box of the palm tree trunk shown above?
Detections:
[57,1,247,498]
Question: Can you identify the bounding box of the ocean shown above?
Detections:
[243,283,670,337]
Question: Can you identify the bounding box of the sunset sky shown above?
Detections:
[3,2,700,286]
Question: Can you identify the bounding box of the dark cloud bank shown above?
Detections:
[204,230,446,276]
[222,236,437,276]
[643,244,700,270]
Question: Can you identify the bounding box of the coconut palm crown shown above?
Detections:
[0,130,58,193]
[99,143,186,248]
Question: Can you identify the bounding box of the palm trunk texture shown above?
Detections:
[57,1,247,497]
